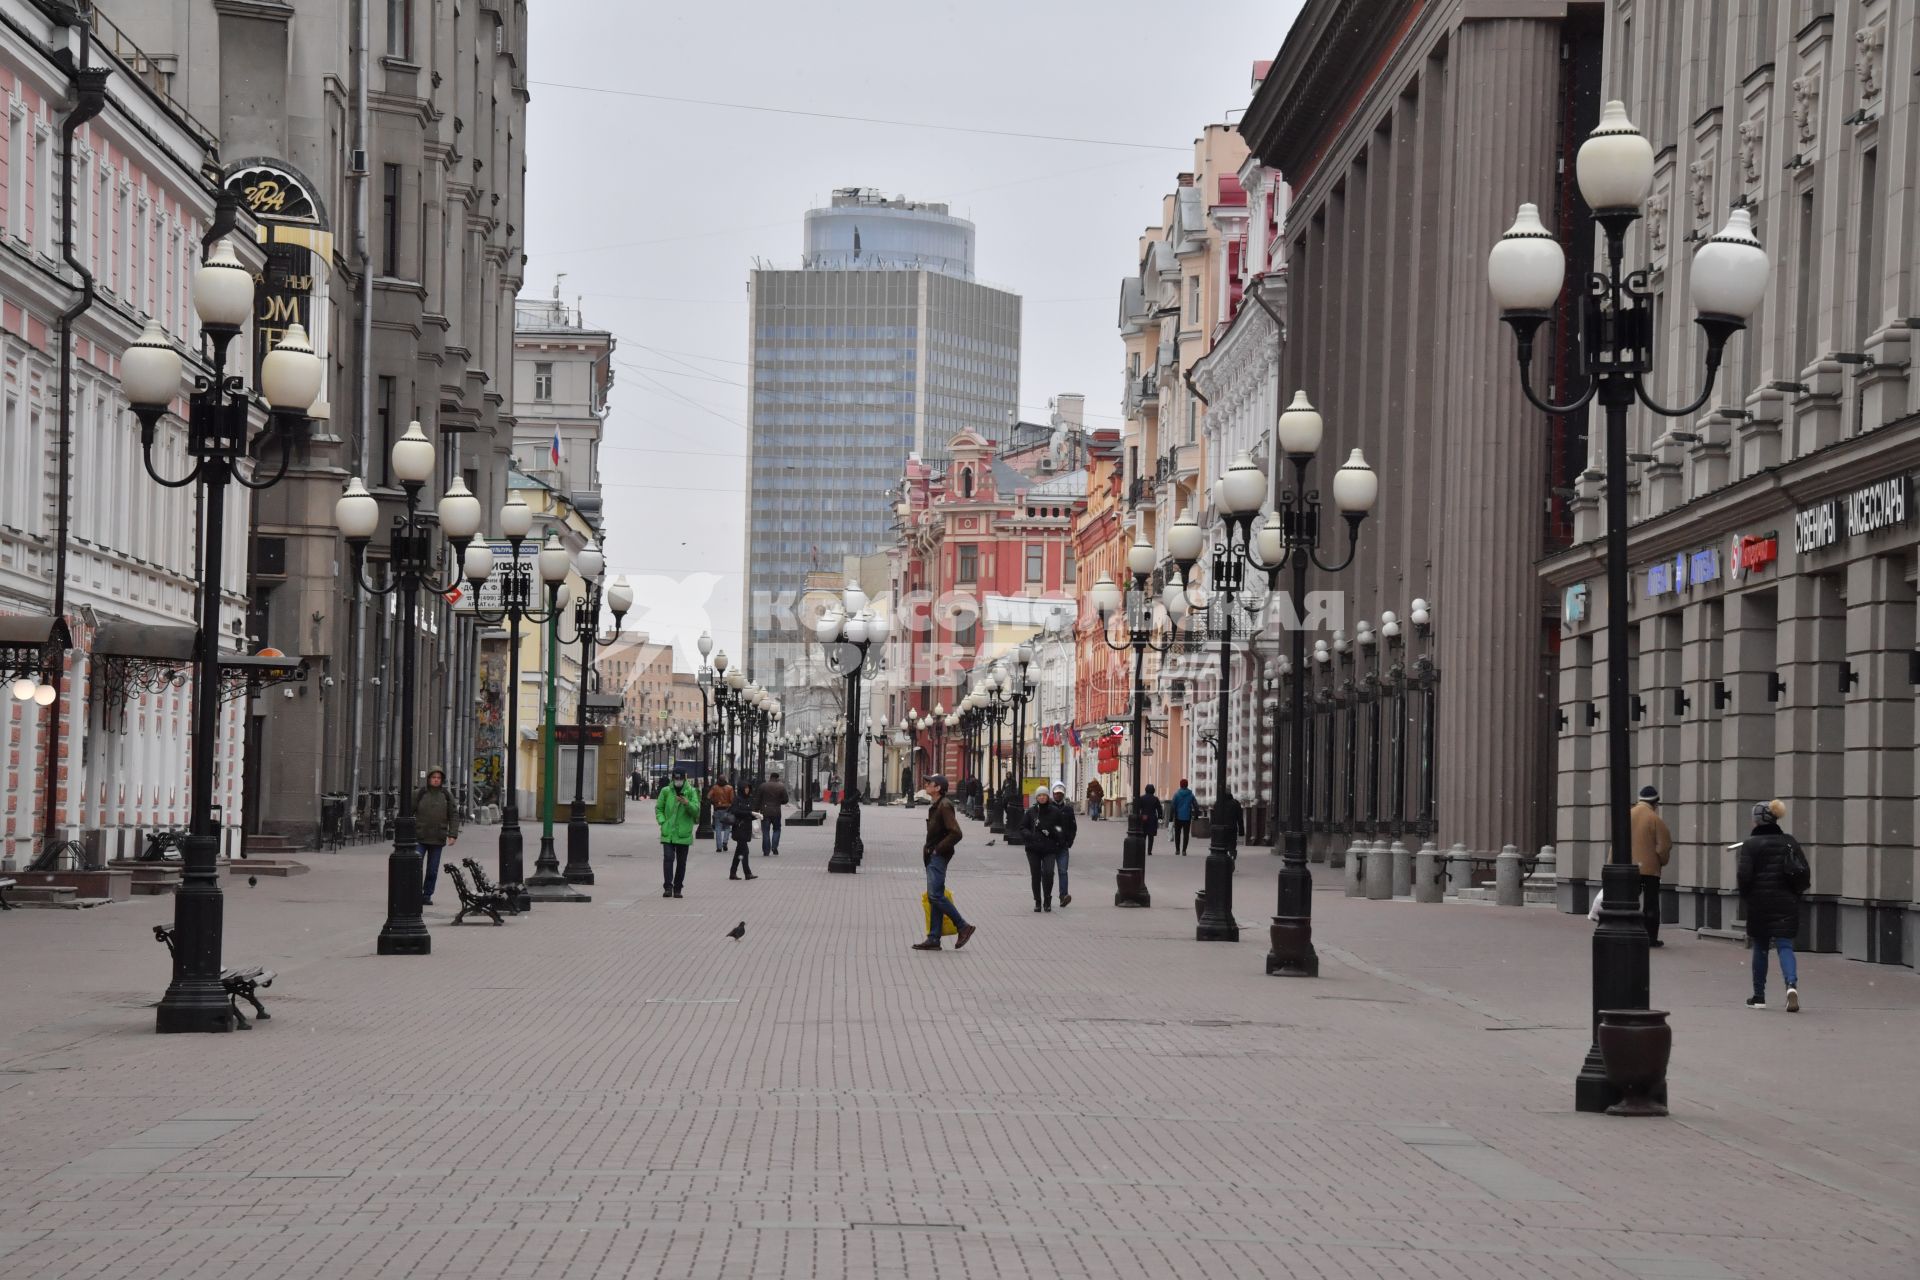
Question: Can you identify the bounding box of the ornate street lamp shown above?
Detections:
[818,587,888,872]
[335,422,482,954]
[460,491,572,911]
[693,633,716,838]
[1488,101,1768,1114]
[123,238,322,1028]
[1089,533,1178,908]
[550,539,631,886]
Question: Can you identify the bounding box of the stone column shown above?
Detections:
[1842,555,1914,912]
[1720,590,1780,927]
[1774,573,1846,904]
[1433,16,1560,867]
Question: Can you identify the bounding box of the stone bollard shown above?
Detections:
[1391,840,1413,898]
[1365,839,1393,900]
[1525,845,1557,906]
[1495,844,1525,906]
[1413,841,1444,903]
[1446,842,1472,898]
[1344,840,1366,897]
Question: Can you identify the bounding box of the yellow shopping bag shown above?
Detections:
[921,890,959,936]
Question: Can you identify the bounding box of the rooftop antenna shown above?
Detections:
[553,272,566,300]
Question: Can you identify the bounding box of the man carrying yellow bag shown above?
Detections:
[913,775,976,952]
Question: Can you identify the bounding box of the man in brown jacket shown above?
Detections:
[753,768,790,857]
[914,775,976,952]
[1630,783,1674,946]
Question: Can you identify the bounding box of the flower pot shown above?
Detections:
[1597,1008,1671,1117]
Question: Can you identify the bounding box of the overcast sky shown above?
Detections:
[522,0,1305,670]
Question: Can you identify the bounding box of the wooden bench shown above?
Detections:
[445,864,509,926]
[151,925,274,1028]
[461,858,523,911]
[0,877,13,910]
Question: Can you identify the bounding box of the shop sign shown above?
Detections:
[1645,547,1718,597]
[1564,583,1588,623]
[1729,532,1779,580]
[1793,474,1912,555]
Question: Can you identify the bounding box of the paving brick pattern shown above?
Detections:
[0,808,1914,1279]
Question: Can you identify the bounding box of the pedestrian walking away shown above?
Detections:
[1631,783,1674,945]
[1169,778,1197,855]
[728,786,757,880]
[1050,782,1077,906]
[914,775,975,951]
[655,768,699,898]
[414,767,459,905]
[1085,777,1104,821]
[707,775,735,853]
[1136,784,1163,855]
[754,768,789,856]
[1022,788,1072,912]
[1738,799,1809,1011]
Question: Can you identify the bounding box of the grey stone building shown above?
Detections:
[1543,0,1920,967]
[113,0,528,839]
[743,188,1020,679]
[1236,0,1598,865]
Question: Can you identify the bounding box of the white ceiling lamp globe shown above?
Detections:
[1126,537,1156,579]
[1255,516,1286,565]
[1219,450,1267,515]
[193,238,254,328]
[1575,100,1655,212]
[1487,203,1568,312]
[606,575,635,616]
[500,491,533,539]
[1161,580,1189,619]
[1332,449,1380,514]
[814,609,844,644]
[1276,391,1324,457]
[120,319,184,410]
[1167,510,1205,563]
[334,476,380,540]
[391,420,435,485]
[1691,207,1770,320]
[867,609,892,644]
[842,582,869,616]
[33,682,56,706]
[727,667,746,691]
[437,476,482,540]
[260,322,323,413]
[843,610,870,645]
[712,649,729,673]
[697,631,713,658]
[574,542,605,582]
[11,677,37,701]
[462,542,495,584]
[1088,571,1122,618]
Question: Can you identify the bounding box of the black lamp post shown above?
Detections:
[335,421,484,956]
[122,238,323,1029]
[979,669,1011,831]
[460,492,569,913]
[1001,647,1036,845]
[694,633,717,838]
[554,544,631,886]
[1089,535,1178,909]
[1488,100,1769,1113]
[820,585,887,872]
[1190,405,1383,971]
[791,733,821,818]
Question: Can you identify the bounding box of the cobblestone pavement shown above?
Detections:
[0,805,1914,1280]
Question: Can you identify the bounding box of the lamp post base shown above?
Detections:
[155,831,237,1031]
[498,811,531,914]
[155,990,238,1033]
[1115,828,1150,907]
[564,808,594,885]
[1195,827,1239,942]
[527,835,590,902]
[377,841,431,955]
[828,797,861,873]
[1576,860,1659,1113]
[1265,917,1319,976]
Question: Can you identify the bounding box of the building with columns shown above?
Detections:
[1544,0,1920,967]
[1236,0,1595,865]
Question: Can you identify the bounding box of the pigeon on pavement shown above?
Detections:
[726,921,746,940]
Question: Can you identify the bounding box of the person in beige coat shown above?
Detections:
[1630,784,1674,946]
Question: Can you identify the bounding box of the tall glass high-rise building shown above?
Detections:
[744,189,1021,675]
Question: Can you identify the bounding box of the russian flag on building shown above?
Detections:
[550,430,562,466]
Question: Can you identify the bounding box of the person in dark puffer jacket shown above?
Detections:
[1737,798,1809,1012]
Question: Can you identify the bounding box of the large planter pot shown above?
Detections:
[1597,1008,1671,1117]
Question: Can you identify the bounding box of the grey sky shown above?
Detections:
[523,0,1305,670]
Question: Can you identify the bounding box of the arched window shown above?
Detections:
[961,468,974,498]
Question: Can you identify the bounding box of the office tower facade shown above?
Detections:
[744,189,1020,679]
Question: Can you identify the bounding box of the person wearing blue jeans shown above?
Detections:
[913,776,976,951]
[1050,784,1077,906]
[1737,799,1808,1011]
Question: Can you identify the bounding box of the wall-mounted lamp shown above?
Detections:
[1584,701,1600,728]
[1909,650,1920,686]
[1839,661,1859,695]
[1768,380,1810,395]
[1556,708,1569,732]
[1712,680,1732,711]
[1630,694,1646,722]
[1671,686,1691,717]
[1767,671,1787,703]
[1667,431,1702,444]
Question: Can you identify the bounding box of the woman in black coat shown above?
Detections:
[1135,784,1163,855]
[1737,799,1808,1011]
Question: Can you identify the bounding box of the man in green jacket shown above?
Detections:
[415,767,459,905]
[655,767,700,898]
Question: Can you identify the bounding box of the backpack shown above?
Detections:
[1782,839,1811,891]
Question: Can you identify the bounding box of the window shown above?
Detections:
[1064,547,1076,584]
[534,361,554,401]
[381,164,401,275]
[1855,150,1881,361]
[386,0,412,57]
[957,544,977,581]
[1187,275,1200,323]
[955,614,977,648]
[376,376,396,486]
[1025,545,1044,581]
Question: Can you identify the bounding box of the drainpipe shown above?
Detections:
[44,25,109,857]
[345,0,373,826]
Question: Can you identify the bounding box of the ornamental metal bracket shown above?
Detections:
[94,655,191,732]
[0,616,70,684]
[218,654,310,704]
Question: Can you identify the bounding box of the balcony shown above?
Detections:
[1127,477,1156,511]
[1122,370,1160,417]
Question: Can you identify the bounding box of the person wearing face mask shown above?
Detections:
[655,768,699,898]
[1022,788,1073,913]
